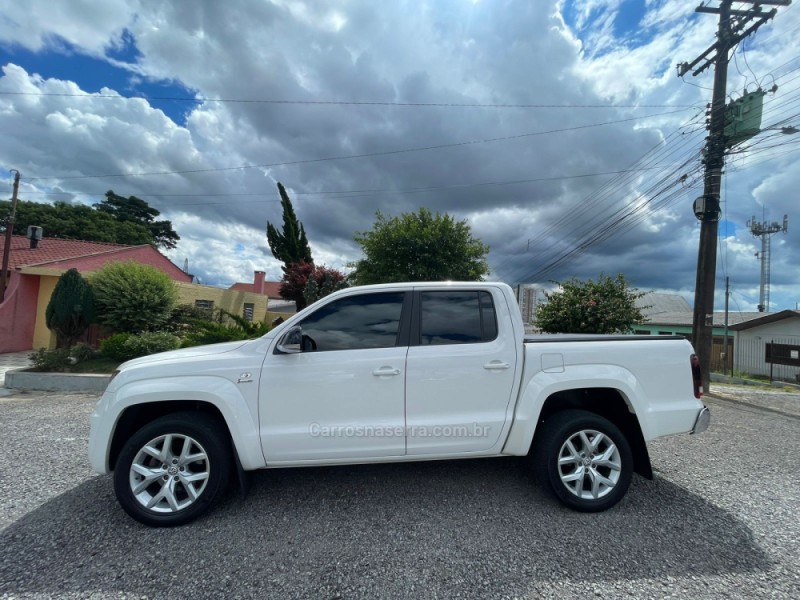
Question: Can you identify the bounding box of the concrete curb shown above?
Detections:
[711,373,800,391]
[5,368,111,393]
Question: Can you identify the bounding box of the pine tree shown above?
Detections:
[45,268,95,348]
[266,182,313,273]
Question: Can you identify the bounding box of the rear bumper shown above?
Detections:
[691,406,711,434]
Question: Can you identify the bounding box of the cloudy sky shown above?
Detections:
[0,0,798,313]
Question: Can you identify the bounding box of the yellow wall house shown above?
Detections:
[0,235,272,352]
[175,280,269,325]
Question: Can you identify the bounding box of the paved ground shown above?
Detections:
[0,388,798,599]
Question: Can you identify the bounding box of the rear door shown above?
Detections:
[404,288,518,455]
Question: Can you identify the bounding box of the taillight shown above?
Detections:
[691,354,703,398]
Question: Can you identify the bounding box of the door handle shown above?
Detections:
[484,361,511,371]
[373,367,401,377]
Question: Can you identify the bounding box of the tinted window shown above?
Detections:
[481,292,498,341]
[420,291,498,345]
[300,293,405,352]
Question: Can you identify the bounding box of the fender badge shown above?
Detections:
[237,372,253,383]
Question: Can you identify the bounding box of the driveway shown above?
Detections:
[0,389,798,599]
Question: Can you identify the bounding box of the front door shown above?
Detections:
[260,291,410,462]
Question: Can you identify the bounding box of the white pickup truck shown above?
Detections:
[89,282,709,526]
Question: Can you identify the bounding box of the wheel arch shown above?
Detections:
[109,400,228,471]
[101,376,266,473]
[503,369,653,479]
[533,388,652,479]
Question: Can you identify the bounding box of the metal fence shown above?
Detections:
[732,335,800,383]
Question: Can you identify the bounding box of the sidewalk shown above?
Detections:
[708,382,800,419]
[0,351,32,387]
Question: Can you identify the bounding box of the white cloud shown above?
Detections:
[0,0,797,309]
[0,0,136,54]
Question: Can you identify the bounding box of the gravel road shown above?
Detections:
[0,389,798,599]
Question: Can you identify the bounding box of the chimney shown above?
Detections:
[254,270,266,294]
[27,225,43,249]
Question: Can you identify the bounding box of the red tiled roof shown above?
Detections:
[1,235,134,270]
[0,235,192,282]
[229,281,283,298]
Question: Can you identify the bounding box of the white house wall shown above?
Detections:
[734,318,800,381]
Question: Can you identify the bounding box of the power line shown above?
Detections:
[16,165,675,204]
[0,90,694,110]
[508,155,703,283]
[24,109,692,182]
[492,109,708,278]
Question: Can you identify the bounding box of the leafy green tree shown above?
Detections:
[97,191,180,249]
[2,199,153,245]
[90,261,178,334]
[45,268,95,347]
[535,274,647,334]
[1,196,175,248]
[266,182,313,274]
[351,208,490,284]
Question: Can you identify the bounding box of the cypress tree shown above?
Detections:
[45,268,95,348]
[266,182,313,273]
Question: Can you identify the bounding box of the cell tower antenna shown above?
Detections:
[747,213,788,312]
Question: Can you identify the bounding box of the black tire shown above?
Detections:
[533,409,633,512]
[113,412,232,527]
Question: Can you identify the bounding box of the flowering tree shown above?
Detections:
[280,262,348,310]
[535,274,647,334]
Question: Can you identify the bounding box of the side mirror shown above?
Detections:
[277,325,303,354]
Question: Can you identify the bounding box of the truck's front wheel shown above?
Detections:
[113,413,231,527]
[535,409,633,512]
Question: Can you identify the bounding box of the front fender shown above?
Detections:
[90,375,266,472]
[502,364,648,456]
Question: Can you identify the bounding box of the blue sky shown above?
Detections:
[0,32,197,124]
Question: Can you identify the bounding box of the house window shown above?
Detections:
[633,330,651,335]
[243,303,254,322]
[195,299,214,316]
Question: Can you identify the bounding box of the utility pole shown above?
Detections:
[723,276,730,376]
[748,214,788,312]
[677,0,791,390]
[0,170,21,303]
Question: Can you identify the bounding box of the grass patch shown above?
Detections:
[66,357,120,373]
[28,357,120,374]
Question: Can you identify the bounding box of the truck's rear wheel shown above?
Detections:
[535,409,633,512]
[113,412,231,527]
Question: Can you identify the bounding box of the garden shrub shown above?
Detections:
[91,261,178,334]
[100,333,132,361]
[180,322,252,347]
[165,304,220,335]
[101,331,179,362]
[69,342,97,362]
[179,309,270,348]
[29,348,72,371]
[28,343,99,371]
